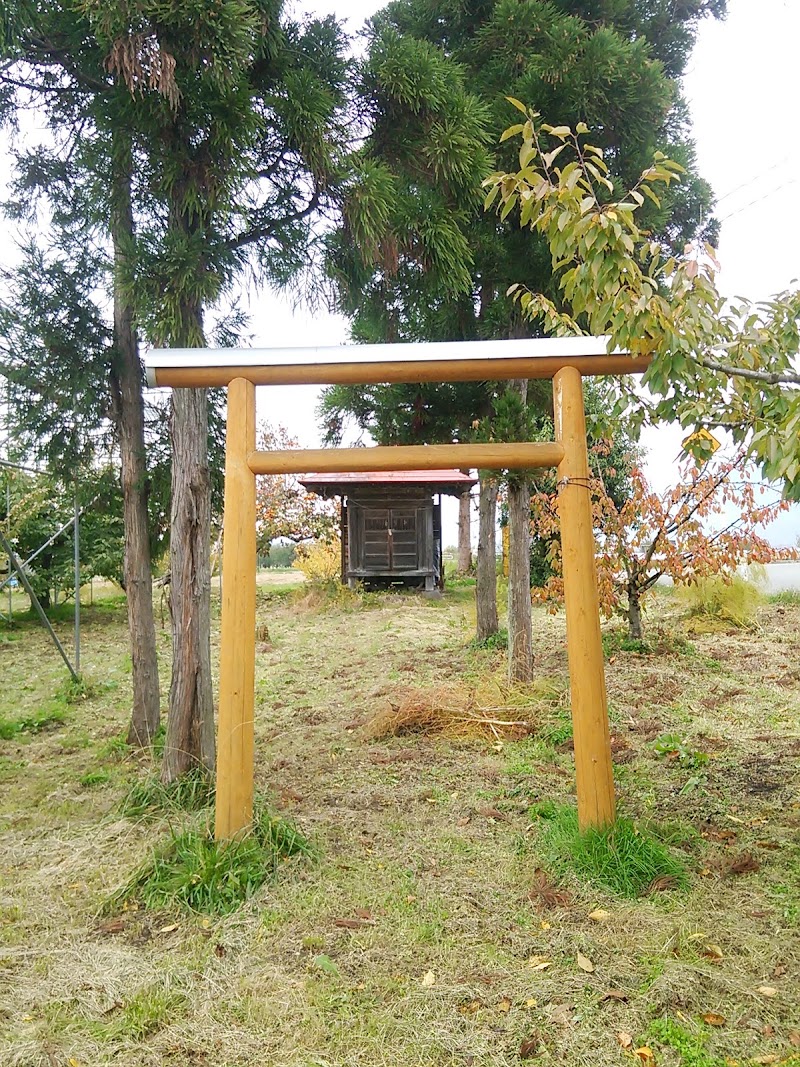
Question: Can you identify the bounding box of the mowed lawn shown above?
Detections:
[0,576,799,1067]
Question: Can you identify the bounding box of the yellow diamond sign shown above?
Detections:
[682,427,721,455]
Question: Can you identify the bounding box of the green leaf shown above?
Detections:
[506,96,529,114]
[542,144,566,168]
[499,123,524,142]
[312,954,341,977]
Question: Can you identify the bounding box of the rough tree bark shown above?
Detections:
[457,488,472,573]
[627,588,643,639]
[109,135,161,747]
[507,379,533,682]
[475,476,498,641]
[162,378,216,781]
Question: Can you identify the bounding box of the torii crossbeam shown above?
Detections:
[146,337,651,840]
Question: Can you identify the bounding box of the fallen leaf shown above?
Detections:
[95,918,125,936]
[477,806,506,821]
[588,908,610,923]
[703,944,724,961]
[617,1032,633,1049]
[312,954,340,977]
[457,816,471,827]
[633,1046,655,1065]
[333,917,376,929]
[788,1030,800,1047]
[525,998,537,1008]
[756,986,777,998]
[529,868,573,909]
[497,996,512,1014]
[546,1002,572,1026]
[354,908,374,921]
[751,1056,778,1065]
[771,962,787,978]
[576,952,595,973]
[706,828,737,841]
[214,942,226,958]
[755,840,780,850]
[421,970,436,988]
[726,852,761,876]
[702,1012,726,1026]
[646,874,679,894]
[519,1033,542,1059]
[602,989,629,1002]
[457,999,482,1015]
[526,955,552,971]
[158,923,179,934]
[762,1025,774,1037]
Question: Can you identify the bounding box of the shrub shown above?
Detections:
[292,538,340,585]
[677,572,763,628]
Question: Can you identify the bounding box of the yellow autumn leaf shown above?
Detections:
[588,909,610,923]
[702,1012,726,1026]
[757,986,777,997]
[421,970,436,988]
[576,951,595,973]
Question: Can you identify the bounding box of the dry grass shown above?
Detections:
[363,680,557,741]
[1,581,799,1066]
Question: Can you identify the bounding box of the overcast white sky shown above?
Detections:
[1,0,798,546]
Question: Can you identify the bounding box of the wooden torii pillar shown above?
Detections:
[146,338,650,839]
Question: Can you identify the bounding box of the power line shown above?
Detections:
[717,178,799,224]
[714,155,791,206]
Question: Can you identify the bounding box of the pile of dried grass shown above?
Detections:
[364,682,545,741]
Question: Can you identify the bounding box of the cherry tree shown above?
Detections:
[532,450,795,637]
[254,424,337,554]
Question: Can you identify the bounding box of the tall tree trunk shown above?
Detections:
[109,133,161,747]
[507,379,533,682]
[457,488,472,573]
[162,379,215,781]
[475,476,498,641]
[627,588,643,639]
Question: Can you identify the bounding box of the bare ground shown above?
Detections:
[0,579,798,1067]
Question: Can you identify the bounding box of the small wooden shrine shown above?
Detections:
[299,469,475,591]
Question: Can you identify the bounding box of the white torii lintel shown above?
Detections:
[145,336,648,389]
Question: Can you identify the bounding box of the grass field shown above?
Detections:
[0,575,798,1066]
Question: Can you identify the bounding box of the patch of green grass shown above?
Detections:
[0,703,66,739]
[531,804,688,897]
[647,1017,727,1067]
[109,806,315,914]
[769,588,800,606]
[105,983,186,1041]
[469,627,508,651]
[79,769,111,788]
[603,629,653,655]
[603,625,697,657]
[121,766,215,818]
[541,711,573,748]
[652,732,709,769]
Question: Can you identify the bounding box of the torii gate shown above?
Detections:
[145,337,650,840]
